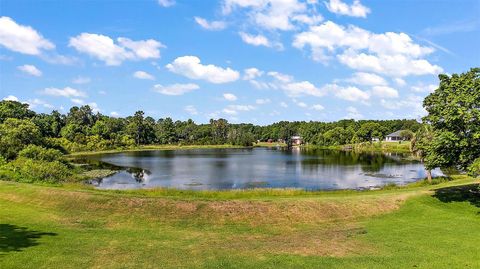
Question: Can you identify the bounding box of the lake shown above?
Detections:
[81,147,443,190]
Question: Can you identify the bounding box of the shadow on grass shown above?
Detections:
[0,224,57,253]
[433,184,480,210]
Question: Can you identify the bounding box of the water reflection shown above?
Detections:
[81,148,443,190]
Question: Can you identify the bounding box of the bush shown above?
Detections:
[5,158,72,183]
[467,158,480,178]
[18,145,63,162]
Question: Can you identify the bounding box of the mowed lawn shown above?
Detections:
[0,177,479,269]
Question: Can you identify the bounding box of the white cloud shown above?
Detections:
[72,76,91,84]
[255,98,271,104]
[133,70,155,80]
[42,87,87,98]
[222,104,255,115]
[239,32,282,49]
[268,71,293,83]
[345,106,363,119]
[166,56,239,84]
[325,0,370,18]
[380,95,426,118]
[394,78,406,86]
[223,93,238,101]
[17,64,42,77]
[27,98,54,109]
[0,16,54,55]
[117,37,164,59]
[110,111,120,117]
[222,0,314,31]
[296,101,308,108]
[347,72,387,86]
[153,83,200,95]
[293,21,442,77]
[194,17,226,31]
[371,86,399,98]
[2,95,19,101]
[411,83,437,93]
[280,101,288,108]
[338,51,443,77]
[158,0,175,7]
[282,81,324,97]
[311,104,324,111]
[331,84,370,102]
[184,105,198,115]
[243,67,264,80]
[69,33,164,66]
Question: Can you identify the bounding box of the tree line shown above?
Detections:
[0,100,422,157]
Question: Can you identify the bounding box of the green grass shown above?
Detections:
[0,176,479,268]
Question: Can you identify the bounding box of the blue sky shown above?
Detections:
[0,0,479,124]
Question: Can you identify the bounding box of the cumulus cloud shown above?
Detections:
[133,70,155,80]
[330,84,370,102]
[380,95,426,118]
[223,93,238,101]
[153,83,200,95]
[371,86,399,98]
[239,32,283,49]
[282,81,324,97]
[69,33,164,66]
[42,87,87,98]
[184,105,198,115]
[347,72,387,86]
[158,0,175,7]
[0,16,54,55]
[222,0,318,31]
[293,21,442,77]
[243,67,264,80]
[311,104,324,111]
[223,104,255,115]
[195,17,226,31]
[17,64,42,77]
[325,0,370,18]
[2,95,19,101]
[166,56,239,84]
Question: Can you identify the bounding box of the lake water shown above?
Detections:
[81,147,443,190]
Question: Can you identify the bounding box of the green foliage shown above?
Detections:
[467,158,480,178]
[4,158,71,183]
[399,129,414,140]
[0,100,35,123]
[0,118,43,160]
[422,68,480,171]
[18,145,63,162]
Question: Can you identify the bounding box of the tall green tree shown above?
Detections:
[422,68,480,172]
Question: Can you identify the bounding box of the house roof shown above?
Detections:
[386,130,405,137]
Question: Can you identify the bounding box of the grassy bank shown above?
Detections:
[1,175,478,268]
[67,144,247,157]
[305,141,412,153]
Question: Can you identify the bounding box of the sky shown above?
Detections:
[0,0,479,124]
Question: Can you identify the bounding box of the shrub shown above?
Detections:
[18,145,63,162]
[467,158,480,178]
[6,158,71,183]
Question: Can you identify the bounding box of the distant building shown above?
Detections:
[291,135,303,145]
[385,130,406,142]
[371,137,380,142]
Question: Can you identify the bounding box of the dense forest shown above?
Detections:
[0,68,478,183]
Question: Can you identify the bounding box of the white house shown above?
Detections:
[385,130,405,142]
